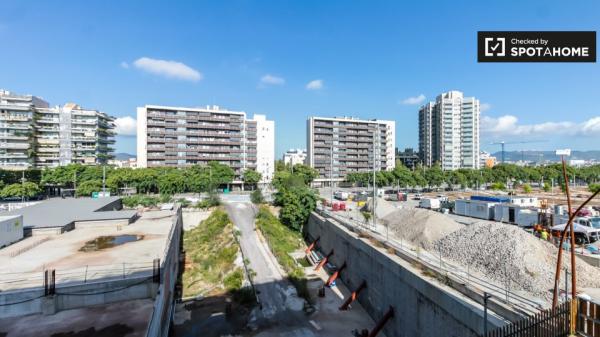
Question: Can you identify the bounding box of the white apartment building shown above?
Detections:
[419,91,480,170]
[283,149,307,166]
[307,116,395,185]
[0,89,115,169]
[137,105,274,183]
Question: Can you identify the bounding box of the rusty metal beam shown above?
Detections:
[368,306,394,337]
[315,249,334,271]
[305,237,320,254]
[551,182,600,307]
[326,262,347,287]
[339,280,367,310]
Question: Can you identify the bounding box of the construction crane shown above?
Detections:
[490,140,547,164]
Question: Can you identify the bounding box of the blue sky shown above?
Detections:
[1,0,599,157]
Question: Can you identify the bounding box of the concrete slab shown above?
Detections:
[0,210,175,291]
[0,298,153,337]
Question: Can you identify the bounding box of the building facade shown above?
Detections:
[395,147,420,170]
[0,89,115,169]
[283,149,307,166]
[307,116,395,185]
[419,91,480,170]
[479,151,497,168]
[137,105,274,183]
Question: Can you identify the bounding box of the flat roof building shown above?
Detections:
[283,148,307,166]
[137,105,275,183]
[307,116,395,185]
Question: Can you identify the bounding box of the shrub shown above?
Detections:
[490,182,506,191]
[122,195,159,208]
[251,189,265,204]
[195,192,221,209]
[590,183,600,194]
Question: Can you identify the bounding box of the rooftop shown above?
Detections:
[4,197,138,229]
[0,210,175,291]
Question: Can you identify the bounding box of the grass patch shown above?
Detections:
[182,209,239,298]
[255,205,309,300]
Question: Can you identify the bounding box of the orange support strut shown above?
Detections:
[339,280,367,310]
[314,249,334,271]
[305,237,320,254]
[368,306,394,337]
[326,262,347,286]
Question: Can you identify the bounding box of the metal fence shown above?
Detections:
[485,301,570,337]
[578,298,600,336]
[0,261,156,291]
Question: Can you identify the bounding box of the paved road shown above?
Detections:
[223,202,303,325]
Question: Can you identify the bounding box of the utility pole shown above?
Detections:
[21,171,25,203]
[102,165,106,193]
[330,145,334,207]
[372,131,377,230]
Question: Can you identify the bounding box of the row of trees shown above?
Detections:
[345,162,600,190]
[0,162,264,199]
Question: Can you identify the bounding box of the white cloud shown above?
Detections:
[481,114,600,138]
[480,103,491,112]
[401,94,426,105]
[260,74,285,86]
[115,116,137,136]
[132,57,202,82]
[306,79,324,90]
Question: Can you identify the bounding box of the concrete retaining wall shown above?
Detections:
[307,212,489,337]
[0,276,156,318]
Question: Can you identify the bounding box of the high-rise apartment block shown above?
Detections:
[0,89,115,169]
[307,116,395,185]
[137,105,274,183]
[418,91,480,170]
[283,149,307,166]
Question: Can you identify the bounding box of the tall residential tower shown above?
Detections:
[137,105,274,184]
[307,116,395,186]
[419,91,480,170]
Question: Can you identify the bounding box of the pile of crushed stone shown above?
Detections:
[434,222,600,301]
[381,207,463,250]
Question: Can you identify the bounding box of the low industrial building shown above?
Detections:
[0,215,23,248]
[4,196,137,236]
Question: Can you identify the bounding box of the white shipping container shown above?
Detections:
[0,215,23,247]
[420,198,441,210]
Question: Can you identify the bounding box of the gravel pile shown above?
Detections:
[382,207,463,250]
[434,222,600,301]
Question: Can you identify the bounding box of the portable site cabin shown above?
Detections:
[454,199,496,220]
[0,214,23,248]
[494,204,541,227]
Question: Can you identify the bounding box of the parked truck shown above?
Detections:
[419,198,441,210]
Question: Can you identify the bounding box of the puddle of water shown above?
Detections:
[79,235,143,252]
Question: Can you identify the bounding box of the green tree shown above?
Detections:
[275,187,317,232]
[291,164,318,185]
[75,180,103,197]
[243,169,262,190]
[543,182,551,192]
[158,171,186,195]
[522,183,533,194]
[208,161,235,186]
[423,164,445,187]
[589,183,600,194]
[0,182,41,199]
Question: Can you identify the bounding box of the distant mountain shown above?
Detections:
[491,150,600,162]
[114,153,136,160]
